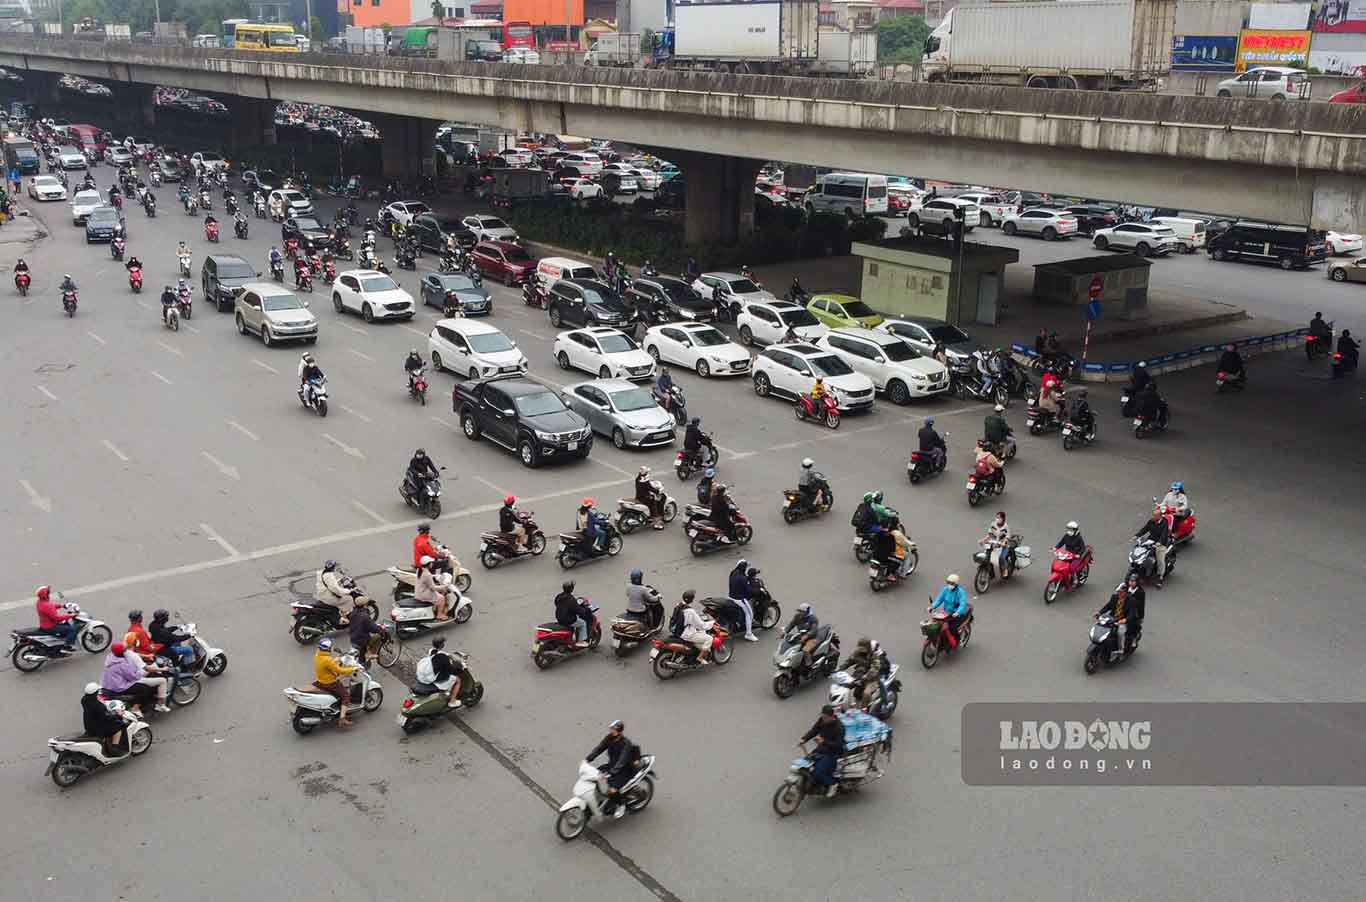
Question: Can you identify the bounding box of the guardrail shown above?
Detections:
[1011,328,1310,382]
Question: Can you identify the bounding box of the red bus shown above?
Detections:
[503,21,534,50]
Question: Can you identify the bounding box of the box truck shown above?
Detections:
[663,0,820,74]
[810,28,878,77]
[584,32,643,67]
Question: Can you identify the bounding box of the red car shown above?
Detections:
[471,240,535,287]
[1329,82,1366,103]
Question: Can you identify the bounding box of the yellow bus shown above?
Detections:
[232,23,299,52]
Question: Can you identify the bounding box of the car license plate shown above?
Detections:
[1025,419,1035,427]
[1132,418,1142,427]
[1062,425,1073,434]
[966,481,976,490]
[649,647,659,660]
[567,441,577,451]
[1121,395,1129,404]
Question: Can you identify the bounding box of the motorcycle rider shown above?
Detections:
[1309,311,1330,347]
[1134,379,1165,424]
[124,254,142,277]
[624,569,661,627]
[983,405,1011,458]
[293,254,311,288]
[203,211,218,235]
[640,259,659,278]
[785,603,821,668]
[728,559,760,642]
[149,609,194,668]
[298,353,325,401]
[315,560,364,625]
[312,637,356,728]
[1217,344,1245,381]
[786,277,808,304]
[555,580,592,648]
[34,585,77,647]
[808,376,828,410]
[1097,573,1145,657]
[160,284,177,323]
[973,440,1004,493]
[888,516,915,579]
[1339,329,1360,370]
[696,468,716,506]
[1133,509,1172,589]
[840,637,889,709]
[708,484,738,544]
[928,574,969,648]
[970,349,995,394]
[980,511,1012,578]
[13,256,29,284]
[348,598,385,664]
[175,240,191,275]
[268,245,284,277]
[500,496,528,553]
[586,720,643,818]
[406,448,440,500]
[100,641,160,716]
[635,466,666,530]
[683,416,711,467]
[81,682,127,757]
[423,636,463,708]
[1037,369,1064,420]
[917,417,946,472]
[576,497,607,553]
[797,457,826,509]
[412,522,441,569]
[1161,481,1190,532]
[59,272,78,296]
[654,365,674,400]
[799,705,845,797]
[1065,387,1094,434]
[669,590,714,664]
[1056,520,1087,556]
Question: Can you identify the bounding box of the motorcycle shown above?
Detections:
[127,266,142,293]
[686,510,752,556]
[1160,501,1196,549]
[389,584,474,638]
[225,195,239,216]
[62,288,78,317]
[164,301,180,331]
[612,488,679,534]
[868,545,918,592]
[1132,399,1170,438]
[110,237,125,261]
[556,521,624,569]
[102,660,202,711]
[254,197,267,219]
[521,278,545,307]
[198,189,212,212]
[531,601,601,669]
[394,246,417,271]
[407,366,428,406]
[1044,546,1093,604]
[907,445,947,484]
[15,270,30,296]
[478,513,547,569]
[308,254,323,276]
[701,582,783,635]
[176,286,193,320]
[270,259,284,282]
[1215,369,1247,393]
[178,256,191,278]
[299,377,328,416]
[950,361,1011,408]
[794,391,841,429]
[772,717,892,816]
[46,702,153,788]
[772,624,841,698]
[1306,324,1333,361]
[919,606,974,669]
[323,260,337,284]
[1025,395,1063,436]
[284,238,300,260]
[782,477,832,524]
[673,437,718,480]
[965,467,1004,507]
[555,756,657,840]
[143,196,156,217]
[184,196,198,216]
[650,622,732,679]
[149,168,163,186]
[1127,537,1174,585]
[1084,612,1139,675]
[653,385,687,427]
[828,665,902,720]
[154,621,228,678]
[1061,415,1097,451]
[972,535,1032,594]
[8,600,114,672]
[388,550,473,597]
[282,655,384,734]
[234,216,249,239]
[205,220,219,242]
[610,596,666,656]
[396,652,484,734]
[295,269,314,293]
[289,593,381,646]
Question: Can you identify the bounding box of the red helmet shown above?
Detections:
[36,585,50,600]
[504,495,515,505]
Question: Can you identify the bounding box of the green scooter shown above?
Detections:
[396,652,484,734]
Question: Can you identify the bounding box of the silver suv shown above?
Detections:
[234,281,318,346]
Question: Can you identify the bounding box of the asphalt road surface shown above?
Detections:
[4,183,1366,902]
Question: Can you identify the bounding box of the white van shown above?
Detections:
[536,256,601,293]
[805,172,889,217]
[1149,217,1207,254]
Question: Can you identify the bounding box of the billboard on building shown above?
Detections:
[1172,34,1238,70]
[1234,28,1310,68]
[504,0,585,25]
[1314,0,1366,33]
[1248,3,1309,29]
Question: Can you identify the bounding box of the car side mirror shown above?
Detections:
[502,408,515,417]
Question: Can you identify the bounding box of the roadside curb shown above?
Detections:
[1011,327,1309,382]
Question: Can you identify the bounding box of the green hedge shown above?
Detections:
[505,204,886,272]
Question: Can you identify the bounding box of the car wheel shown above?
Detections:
[887,379,911,405]
[332,293,343,313]
[646,345,661,362]
[1279,256,1294,271]
[504,271,515,287]
[1094,235,1109,250]
[1002,221,1017,236]
[753,372,771,397]
[549,307,562,327]
[236,313,248,335]
[557,351,571,369]
[261,325,273,347]
[1332,267,1348,282]
[362,303,374,323]
[1217,89,1232,98]
[461,412,481,439]
[1212,248,1227,261]
[1042,227,1057,241]
[979,213,992,228]
[739,325,755,346]
[696,359,711,378]
[518,439,538,468]
[1134,242,1150,257]
[469,367,480,381]
[907,213,920,228]
[429,350,443,371]
[612,428,627,449]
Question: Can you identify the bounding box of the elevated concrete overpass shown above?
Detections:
[3,35,1366,238]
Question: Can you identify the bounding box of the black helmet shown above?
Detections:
[128,609,143,622]
[682,589,696,603]
[746,567,759,579]
[418,523,430,534]
[690,416,700,426]
[562,580,575,593]
[152,609,169,622]
[629,569,643,584]
[432,636,446,649]
[414,448,427,458]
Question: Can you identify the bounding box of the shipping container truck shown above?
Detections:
[584,32,643,67]
[490,168,552,207]
[810,28,878,77]
[436,24,510,62]
[922,0,1177,91]
[400,27,439,57]
[664,0,821,74]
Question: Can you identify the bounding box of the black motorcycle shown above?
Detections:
[556,522,624,569]
[1061,413,1097,450]
[654,385,687,427]
[781,477,832,524]
[1084,612,1138,675]
[907,446,947,484]
[399,470,443,518]
[233,217,249,239]
[1025,396,1064,435]
[288,595,380,646]
[950,360,1010,408]
[1131,397,1170,438]
[701,581,783,634]
[674,438,718,480]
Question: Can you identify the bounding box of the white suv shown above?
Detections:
[1091,222,1182,257]
[816,328,949,404]
[428,318,528,380]
[908,196,980,232]
[955,192,1014,228]
[736,300,826,347]
[751,343,875,412]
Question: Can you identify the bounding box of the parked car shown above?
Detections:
[956,192,1015,228]
[234,281,318,346]
[191,151,228,171]
[557,152,604,177]
[1062,204,1119,236]
[201,253,259,312]
[70,189,103,224]
[751,343,876,411]
[331,269,416,322]
[1328,257,1366,282]
[547,278,636,330]
[1207,221,1328,270]
[1325,230,1364,256]
[806,293,883,329]
[454,376,592,468]
[428,318,527,379]
[1329,81,1366,103]
[625,276,715,323]
[461,214,519,243]
[1092,222,1181,257]
[736,300,827,347]
[1216,66,1308,100]
[691,272,776,309]
[1149,216,1208,254]
[562,177,604,200]
[470,240,535,286]
[553,327,657,381]
[642,322,751,377]
[816,328,949,404]
[380,200,431,229]
[1001,208,1079,240]
[600,163,640,193]
[420,271,491,314]
[907,196,980,232]
[561,379,676,449]
[876,317,980,364]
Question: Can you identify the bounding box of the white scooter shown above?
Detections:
[554,755,658,841]
[827,665,902,719]
[299,377,329,417]
[160,621,228,678]
[386,544,473,596]
[388,576,475,638]
[612,483,678,534]
[46,699,152,787]
[282,654,383,734]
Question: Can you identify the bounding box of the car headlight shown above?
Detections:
[710,355,727,364]
[679,308,696,319]
[534,430,556,441]
[910,373,926,381]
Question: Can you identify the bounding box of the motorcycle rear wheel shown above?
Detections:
[625,776,654,811]
[652,653,677,680]
[12,644,44,673]
[479,549,503,570]
[375,636,400,668]
[533,650,554,670]
[772,781,805,817]
[291,709,318,735]
[50,753,86,787]
[292,617,325,645]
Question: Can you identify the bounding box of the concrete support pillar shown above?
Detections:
[676,151,763,246]
[133,84,156,129]
[25,72,60,107]
[229,98,276,148]
[376,115,439,181]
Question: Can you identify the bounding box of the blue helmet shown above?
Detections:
[925,417,935,427]
[629,569,643,584]
[317,637,333,650]
[704,468,715,478]
[1170,481,1183,492]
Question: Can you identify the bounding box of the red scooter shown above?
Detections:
[295,267,313,293]
[1161,503,1196,548]
[14,270,30,296]
[62,288,78,317]
[531,601,600,669]
[284,237,300,260]
[176,286,193,319]
[1044,546,1093,604]
[128,265,142,293]
[794,391,841,429]
[323,260,337,284]
[308,253,323,275]
[204,220,219,243]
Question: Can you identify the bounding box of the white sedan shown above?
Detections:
[71,189,103,224]
[191,151,228,171]
[331,269,416,322]
[28,176,67,201]
[1325,231,1364,256]
[461,215,519,243]
[642,323,752,377]
[563,177,603,200]
[1001,208,1079,240]
[382,201,431,228]
[553,327,657,381]
[631,167,661,191]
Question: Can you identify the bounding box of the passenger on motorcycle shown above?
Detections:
[500,496,528,552]
[100,641,165,716]
[980,511,1012,578]
[786,603,821,667]
[586,720,643,817]
[1097,573,1145,656]
[34,585,77,647]
[313,637,356,727]
[1161,481,1190,524]
[315,560,357,624]
[555,580,592,648]
[973,440,1004,491]
[840,637,889,708]
[696,468,716,506]
[1133,510,1171,589]
[797,457,826,508]
[414,556,452,622]
[728,559,760,642]
[298,353,324,398]
[81,683,127,755]
[624,569,661,624]
[406,447,439,498]
[708,484,738,543]
[1134,380,1164,422]
[869,523,897,573]
[1038,371,1064,419]
[635,466,666,529]
[888,517,914,578]
[929,575,969,648]
[421,636,463,708]
[669,590,714,663]
[800,705,845,795]
[149,609,194,668]
[970,349,996,393]
[918,417,946,470]
[577,498,607,552]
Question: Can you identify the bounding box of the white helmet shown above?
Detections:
[801,457,814,469]
[84,682,101,695]
[1066,521,1079,534]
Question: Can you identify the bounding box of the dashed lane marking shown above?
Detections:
[149,370,173,385]
[199,523,240,557]
[100,439,129,462]
[250,358,279,374]
[227,420,260,441]
[35,385,58,401]
[155,339,184,357]
[347,347,375,363]
[87,331,107,345]
[339,404,372,423]
[351,500,389,525]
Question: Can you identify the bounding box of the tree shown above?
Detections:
[310,15,323,42]
[875,16,932,64]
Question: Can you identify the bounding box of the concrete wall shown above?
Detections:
[1175,0,1248,35]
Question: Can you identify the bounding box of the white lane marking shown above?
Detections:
[339,404,372,423]
[347,347,375,362]
[590,456,634,478]
[199,523,240,557]
[155,339,184,357]
[712,443,755,460]
[19,479,51,513]
[135,299,149,309]
[149,370,173,385]
[321,432,366,460]
[250,358,279,374]
[474,475,512,497]
[0,477,627,612]
[351,500,389,525]
[400,324,427,337]
[184,324,201,334]
[430,415,457,429]
[766,440,809,452]
[516,327,549,341]
[36,385,59,401]
[344,324,367,335]
[100,439,129,462]
[227,420,260,441]
[200,450,241,480]
[87,331,107,345]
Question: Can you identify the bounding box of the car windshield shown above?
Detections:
[659,279,702,305]
[74,191,99,203]
[610,388,657,412]
[503,246,532,262]
[1153,228,1176,236]
[268,31,297,46]
[295,217,322,231]
[582,287,616,306]
[360,276,398,292]
[405,203,430,214]
[282,191,305,203]
[779,308,820,328]
[89,209,118,223]
[727,279,760,294]
[597,334,637,353]
[263,294,304,311]
[161,161,180,171]
[514,391,565,416]
[468,332,515,353]
[477,217,508,229]
[218,262,255,279]
[842,301,876,317]
[257,170,278,183]
[810,354,855,377]
[201,154,223,162]
[36,177,59,187]
[691,328,729,347]
[440,274,477,291]
[928,324,971,344]
[884,341,919,362]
